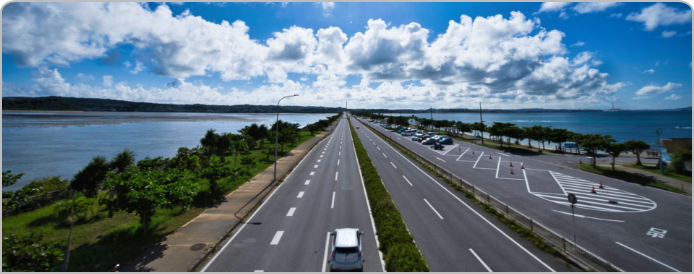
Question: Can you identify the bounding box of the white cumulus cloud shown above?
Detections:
[573,2,621,14]
[538,2,571,13]
[626,3,692,31]
[661,30,677,38]
[635,82,681,96]
[664,94,681,100]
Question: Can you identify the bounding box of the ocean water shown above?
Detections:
[387,111,692,148]
[2,112,332,191]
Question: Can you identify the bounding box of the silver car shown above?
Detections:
[330,228,364,271]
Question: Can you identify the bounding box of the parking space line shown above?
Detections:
[495,156,501,178]
[456,148,471,161]
[469,249,492,272]
[424,199,444,219]
[497,152,511,157]
[270,231,284,245]
[615,242,680,272]
[473,152,485,168]
[436,157,446,162]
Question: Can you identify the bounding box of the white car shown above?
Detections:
[330,228,364,272]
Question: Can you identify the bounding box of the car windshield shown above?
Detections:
[336,247,359,254]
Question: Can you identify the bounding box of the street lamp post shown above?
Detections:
[655,129,664,174]
[275,94,299,182]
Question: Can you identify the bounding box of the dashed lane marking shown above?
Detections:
[305,180,310,185]
[287,207,296,216]
[424,199,444,219]
[402,175,413,186]
[297,191,304,198]
[391,162,397,169]
[270,231,284,245]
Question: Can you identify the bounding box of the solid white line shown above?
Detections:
[495,156,501,179]
[337,159,340,166]
[549,171,569,196]
[456,148,470,161]
[497,152,511,157]
[335,171,339,181]
[551,210,624,222]
[310,171,315,176]
[331,191,336,208]
[473,152,484,168]
[287,207,296,216]
[322,232,331,272]
[477,167,496,170]
[615,242,680,272]
[522,169,533,194]
[297,191,304,198]
[497,177,525,181]
[305,180,310,185]
[383,153,388,158]
[254,270,263,272]
[436,157,446,162]
[372,134,555,272]
[391,162,397,169]
[469,249,492,272]
[402,175,414,186]
[424,199,444,219]
[270,231,284,245]
[201,130,331,272]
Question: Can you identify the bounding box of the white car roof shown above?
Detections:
[334,228,359,248]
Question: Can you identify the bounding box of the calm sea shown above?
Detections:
[2,112,332,191]
[387,111,692,148]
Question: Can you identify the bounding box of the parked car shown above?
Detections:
[330,228,364,272]
[422,138,436,145]
[439,137,453,145]
[401,131,413,136]
[431,142,444,150]
[356,125,360,129]
[412,136,420,141]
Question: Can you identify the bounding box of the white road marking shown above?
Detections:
[497,152,511,157]
[377,147,381,150]
[339,151,341,156]
[495,156,501,179]
[331,191,336,209]
[318,159,321,162]
[391,162,397,169]
[314,165,318,168]
[383,153,388,158]
[424,199,444,219]
[337,159,340,166]
[254,270,264,272]
[402,175,413,186]
[322,232,331,272]
[320,155,323,158]
[551,210,624,222]
[287,207,296,216]
[335,171,339,181]
[473,152,485,169]
[270,231,284,245]
[297,191,304,198]
[469,249,492,272]
[436,157,446,162]
[322,151,325,154]
[305,180,310,185]
[615,242,680,272]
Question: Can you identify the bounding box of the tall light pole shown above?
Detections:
[275,94,299,182]
[479,102,484,144]
[655,129,664,174]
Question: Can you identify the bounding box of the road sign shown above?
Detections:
[568,193,577,204]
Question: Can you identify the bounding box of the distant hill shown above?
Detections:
[2,96,344,113]
[2,96,691,113]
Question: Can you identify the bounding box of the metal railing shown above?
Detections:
[357,118,623,272]
[3,188,70,218]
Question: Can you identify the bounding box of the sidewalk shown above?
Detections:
[596,163,691,196]
[122,122,337,272]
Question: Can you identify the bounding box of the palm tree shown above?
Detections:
[53,196,97,271]
[110,149,136,173]
[200,129,218,158]
[216,133,232,163]
[70,156,109,198]
[257,125,269,148]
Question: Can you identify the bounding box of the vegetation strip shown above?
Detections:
[578,163,686,194]
[347,117,430,272]
[355,117,593,271]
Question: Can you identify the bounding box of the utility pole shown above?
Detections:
[479,102,484,144]
[656,129,664,174]
[430,106,433,131]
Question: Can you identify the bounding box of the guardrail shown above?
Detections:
[356,117,623,272]
[2,188,70,218]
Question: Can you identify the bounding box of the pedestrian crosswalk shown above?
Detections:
[533,172,657,213]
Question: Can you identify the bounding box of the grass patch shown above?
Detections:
[348,118,430,272]
[579,163,686,194]
[624,164,692,183]
[2,131,320,271]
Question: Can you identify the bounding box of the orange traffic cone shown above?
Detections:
[599,181,604,189]
[510,168,515,175]
[521,163,525,169]
[458,147,461,151]
[579,159,583,164]
[489,154,492,159]
[472,150,475,155]
[510,161,513,167]
[591,186,597,193]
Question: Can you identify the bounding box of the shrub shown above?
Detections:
[2,233,64,272]
[671,149,692,174]
[26,176,69,195]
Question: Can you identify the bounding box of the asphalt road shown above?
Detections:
[356,117,692,272]
[201,117,384,272]
[350,117,572,272]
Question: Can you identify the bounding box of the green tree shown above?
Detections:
[522,127,536,148]
[231,137,249,169]
[605,142,626,171]
[2,233,64,272]
[455,122,471,137]
[471,122,487,143]
[100,168,200,234]
[109,149,136,173]
[257,124,269,148]
[624,140,651,166]
[199,159,231,195]
[70,156,109,198]
[580,134,615,167]
[531,125,552,150]
[549,128,572,152]
[2,170,24,187]
[26,176,69,195]
[216,133,233,163]
[670,148,692,174]
[241,156,255,174]
[200,129,218,158]
[52,195,98,271]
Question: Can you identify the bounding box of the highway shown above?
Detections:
[356,116,692,272]
[350,117,571,271]
[201,117,384,272]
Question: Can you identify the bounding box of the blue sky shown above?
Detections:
[2,2,692,109]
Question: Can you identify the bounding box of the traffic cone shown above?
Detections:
[489,154,492,159]
[472,150,475,155]
[458,147,461,151]
[599,181,604,189]
[510,161,513,167]
[521,163,525,169]
[510,168,515,175]
[579,159,582,164]
[591,186,597,193]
